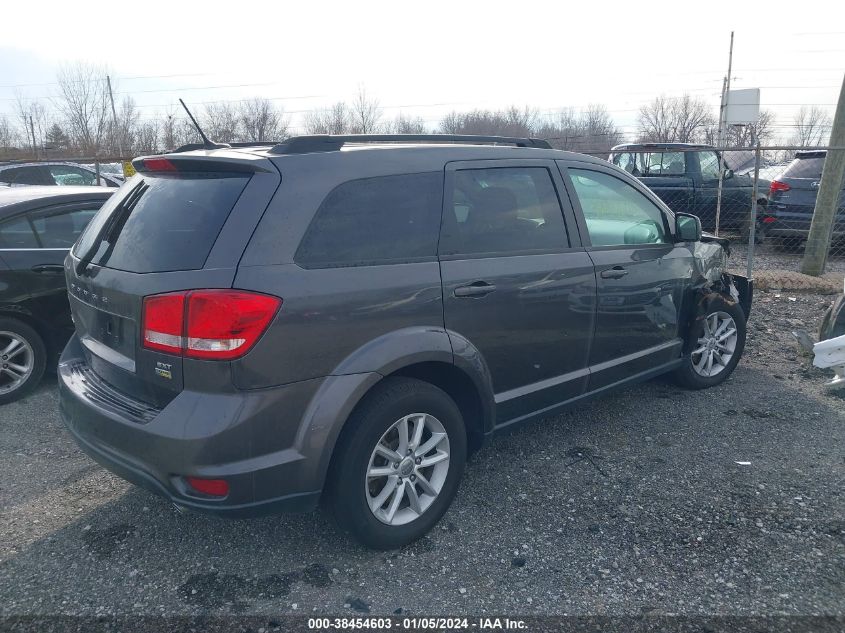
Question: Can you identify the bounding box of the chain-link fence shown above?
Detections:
[3,145,844,279]
[588,144,845,278]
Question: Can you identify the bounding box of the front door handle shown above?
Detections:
[454,281,497,298]
[31,264,65,274]
[600,266,629,279]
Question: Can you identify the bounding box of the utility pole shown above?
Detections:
[106,75,123,158]
[28,115,37,159]
[714,31,734,236]
[801,74,845,276]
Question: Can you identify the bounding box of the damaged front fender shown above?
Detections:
[691,238,753,320]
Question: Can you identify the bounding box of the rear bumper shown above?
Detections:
[58,335,325,517]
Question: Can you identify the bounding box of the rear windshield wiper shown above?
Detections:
[75,182,148,275]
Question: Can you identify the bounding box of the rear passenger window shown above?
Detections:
[440,167,569,256]
[0,216,38,249]
[32,208,101,248]
[296,172,442,267]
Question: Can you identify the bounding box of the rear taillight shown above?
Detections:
[763,216,777,224]
[769,180,790,194]
[142,290,281,360]
[142,293,185,355]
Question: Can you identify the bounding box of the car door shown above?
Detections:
[0,201,103,352]
[558,160,692,391]
[439,159,596,425]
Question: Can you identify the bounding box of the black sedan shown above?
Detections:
[0,186,113,403]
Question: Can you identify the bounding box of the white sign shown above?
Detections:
[725,88,760,125]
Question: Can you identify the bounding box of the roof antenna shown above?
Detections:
[179,98,228,149]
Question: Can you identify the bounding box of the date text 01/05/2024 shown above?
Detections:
[306,617,527,630]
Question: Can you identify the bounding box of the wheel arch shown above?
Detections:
[0,306,50,350]
[305,329,496,498]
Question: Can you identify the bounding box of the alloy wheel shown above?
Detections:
[365,413,451,526]
[691,311,738,377]
[0,331,34,395]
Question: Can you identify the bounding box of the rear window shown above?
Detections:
[783,156,825,180]
[295,172,442,267]
[73,172,249,273]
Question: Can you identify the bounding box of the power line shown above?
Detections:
[0,72,212,89]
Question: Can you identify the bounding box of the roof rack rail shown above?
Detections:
[268,134,552,155]
[170,141,283,153]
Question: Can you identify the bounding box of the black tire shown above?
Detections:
[327,377,467,549]
[673,296,746,390]
[0,317,47,405]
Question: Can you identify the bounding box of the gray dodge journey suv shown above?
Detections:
[59,134,751,548]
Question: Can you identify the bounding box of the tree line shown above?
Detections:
[0,63,834,161]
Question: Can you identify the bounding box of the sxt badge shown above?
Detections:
[155,362,172,380]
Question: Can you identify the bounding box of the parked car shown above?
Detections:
[0,162,122,188]
[761,150,845,247]
[608,143,766,231]
[0,186,114,403]
[59,135,751,548]
[83,162,126,183]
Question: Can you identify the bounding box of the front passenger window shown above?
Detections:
[441,167,569,256]
[569,169,668,247]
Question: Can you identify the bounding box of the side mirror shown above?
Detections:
[724,168,734,180]
[675,213,702,242]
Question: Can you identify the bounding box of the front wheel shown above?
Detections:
[673,297,746,390]
[327,377,466,549]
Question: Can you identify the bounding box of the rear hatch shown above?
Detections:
[769,152,845,230]
[65,151,280,407]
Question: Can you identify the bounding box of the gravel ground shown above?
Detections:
[0,289,843,622]
[727,234,845,274]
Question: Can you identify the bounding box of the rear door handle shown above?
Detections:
[600,266,628,279]
[454,281,497,298]
[31,264,65,274]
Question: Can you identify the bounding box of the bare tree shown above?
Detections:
[389,113,428,134]
[54,62,111,155]
[0,115,18,153]
[709,109,776,146]
[638,94,714,143]
[350,86,382,133]
[14,94,48,155]
[239,98,288,141]
[534,105,621,152]
[304,102,354,134]
[135,120,160,154]
[161,111,178,151]
[791,106,832,146]
[438,106,538,137]
[204,103,239,143]
[109,96,139,155]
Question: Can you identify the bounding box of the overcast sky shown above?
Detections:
[1,0,843,140]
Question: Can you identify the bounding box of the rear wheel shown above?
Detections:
[673,298,746,390]
[328,377,466,549]
[0,317,46,405]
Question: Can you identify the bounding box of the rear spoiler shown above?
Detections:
[131,155,271,174]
